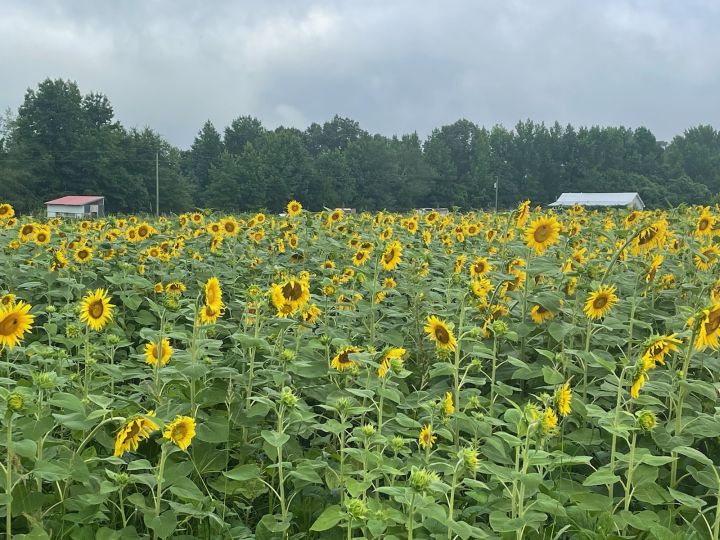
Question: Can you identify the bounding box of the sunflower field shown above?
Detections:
[1,200,720,540]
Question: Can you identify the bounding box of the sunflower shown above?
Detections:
[199,303,221,325]
[584,285,619,320]
[624,211,641,228]
[422,230,432,245]
[381,241,402,271]
[471,278,492,300]
[524,216,561,255]
[302,304,322,324]
[80,289,114,331]
[74,246,94,264]
[695,304,720,351]
[641,334,682,369]
[541,408,558,435]
[271,278,310,315]
[711,280,720,303]
[204,277,223,311]
[530,304,554,324]
[378,347,405,378]
[555,383,572,417]
[425,211,439,225]
[442,391,455,415]
[33,227,51,245]
[469,256,491,277]
[144,338,173,367]
[418,424,436,449]
[327,209,344,225]
[164,416,196,450]
[287,200,302,216]
[695,208,715,237]
[516,200,531,228]
[454,255,467,274]
[191,212,204,225]
[630,369,649,399]
[0,203,15,220]
[19,222,36,241]
[645,254,663,284]
[113,412,158,457]
[331,346,361,372]
[694,245,720,271]
[352,249,369,267]
[136,222,153,240]
[0,301,34,349]
[632,220,667,255]
[424,315,457,352]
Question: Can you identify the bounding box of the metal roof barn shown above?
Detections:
[548,192,645,210]
[45,196,105,218]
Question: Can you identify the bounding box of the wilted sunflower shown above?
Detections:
[113,412,158,457]
[694,245,720,271]
[584,285,619,320]
[641,334,682,369]
[630,369,649,399]
[695,303,720,351]
[283,200,301,217]
[525,216,561,255]
[165,281,186,295]
[516,200,531,228]
[80,289,114,331]
[555,383,572,417]
[0,301,34,349]
[381,241,402,271]
[331,346,361,372]
[424,315,457,352]
[144,338,173,367]
[418,424,436,449]
[530,304,554,324]
[645,254,663,284]
[204,277,223,311]
[164,416,196,450]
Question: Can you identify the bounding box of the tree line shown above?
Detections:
[1,78,718,214]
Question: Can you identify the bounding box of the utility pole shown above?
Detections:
[155,151,159,216]
[494,176,499,213]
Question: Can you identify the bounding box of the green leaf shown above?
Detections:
[667,487,705,509]
[33,461,71,482]
[582,467,621,486]
[143,509,177,538]
[673,446,713,466]
[224,464,261,481]
[310,505,344,531]
[261,430,290,448]
[541,366,564,384]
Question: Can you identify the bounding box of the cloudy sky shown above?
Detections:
[1,0,718,147]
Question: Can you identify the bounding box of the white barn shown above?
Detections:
[549,192,645,210]
[46,196,105,219]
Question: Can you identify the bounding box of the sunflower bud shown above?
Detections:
[162,296,179,311]
[334,398,351,417]
[65,324,81,339]
[390,357,404,374]
[279,387,298,409]
[636,410,657,432]
[390,435,406,453]
[114,472,130,486]
[106,334,121,345]
[280,349,296,363]
[32,371,56,390]
[7,393,24,412]
[46,305,57,314]
[459,447,479,472]
[491,320,509,337]
[319,335,331,345]
[361,424,375,438]
[345,497,368,520]
[409,467,438,493]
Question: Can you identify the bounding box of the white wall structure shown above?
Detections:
[548,192,645,210]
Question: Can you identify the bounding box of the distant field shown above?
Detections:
[0,201,719,539]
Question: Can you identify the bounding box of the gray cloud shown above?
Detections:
[1,0,718,147]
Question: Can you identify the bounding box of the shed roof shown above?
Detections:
[548,192,643,207]
[45,196,104,206]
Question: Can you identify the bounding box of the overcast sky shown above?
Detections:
[1,0,718,148]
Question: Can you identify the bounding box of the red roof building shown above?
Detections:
[46,196,105,218]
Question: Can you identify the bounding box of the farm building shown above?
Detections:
[46,196,105,218]
[549,192,645,210]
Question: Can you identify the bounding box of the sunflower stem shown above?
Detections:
[670,326,698,489]
[154,444,168,520]
[5,411,13,540]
